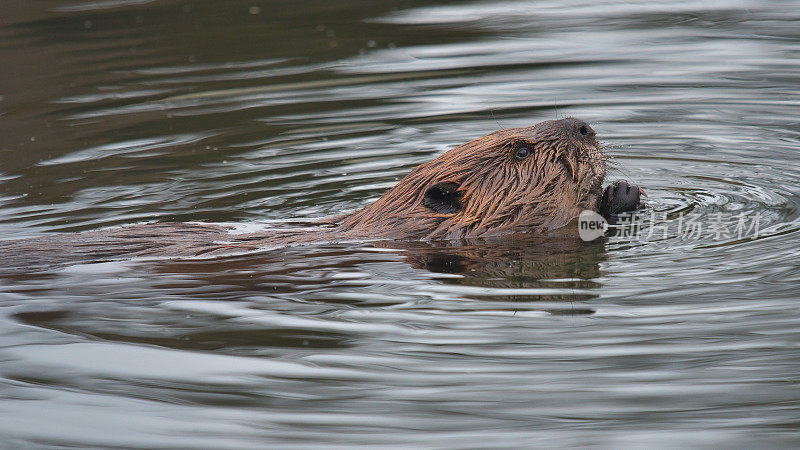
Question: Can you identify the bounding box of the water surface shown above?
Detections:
[1,0,800,447]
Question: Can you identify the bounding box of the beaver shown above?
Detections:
[0,117,642,269]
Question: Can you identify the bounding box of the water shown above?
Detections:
[1,0,800,447]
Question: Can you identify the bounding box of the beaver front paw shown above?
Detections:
[599,180,645,223]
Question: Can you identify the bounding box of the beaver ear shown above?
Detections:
[423,181,462,214]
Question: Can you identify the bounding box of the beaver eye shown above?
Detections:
[515,146,531,160]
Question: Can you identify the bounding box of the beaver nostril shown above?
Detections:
[551,118,595,140]
[578,122,596,139]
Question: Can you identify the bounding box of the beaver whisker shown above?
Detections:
[581,156,616,167]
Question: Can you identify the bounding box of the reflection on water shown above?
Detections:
[1,0,800,447]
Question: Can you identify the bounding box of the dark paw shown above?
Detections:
[599,180,645,222]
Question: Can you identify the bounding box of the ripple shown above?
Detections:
[37,132,217,166]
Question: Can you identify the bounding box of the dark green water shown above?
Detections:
[1,0,800,447]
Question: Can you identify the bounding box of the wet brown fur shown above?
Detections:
[338,117,605,240]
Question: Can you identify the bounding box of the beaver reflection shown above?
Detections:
[389,233,603,284]
[390,234,604,315]
[4,237,603,355]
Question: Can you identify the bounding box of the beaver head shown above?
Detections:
[338,117,606,240]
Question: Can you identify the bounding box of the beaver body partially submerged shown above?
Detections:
[0,118,642,268]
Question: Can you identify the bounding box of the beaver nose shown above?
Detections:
[559,117,596,139]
